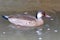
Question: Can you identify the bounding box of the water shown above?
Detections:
[0,11,60,40]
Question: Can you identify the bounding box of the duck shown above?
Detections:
[2,11,52,30]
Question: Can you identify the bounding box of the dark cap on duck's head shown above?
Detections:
[2,15,9,20]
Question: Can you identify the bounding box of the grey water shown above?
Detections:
[0,11,60,40]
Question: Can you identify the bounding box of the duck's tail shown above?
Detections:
[2,15,9,20]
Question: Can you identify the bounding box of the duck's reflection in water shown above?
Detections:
[8,24,44,40]
[8,24,36,31]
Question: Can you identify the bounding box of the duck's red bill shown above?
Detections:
[45,14,54,20]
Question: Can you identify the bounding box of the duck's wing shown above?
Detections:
[8,14,37,27]
[9,14,37,21]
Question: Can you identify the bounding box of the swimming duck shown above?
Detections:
[2,11,52,30]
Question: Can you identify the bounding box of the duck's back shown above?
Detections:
[9,14,36,21]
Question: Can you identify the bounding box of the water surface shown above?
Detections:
[0,11,60,40]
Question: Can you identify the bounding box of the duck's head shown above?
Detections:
[37,11,52,19]
[2,15,9,20]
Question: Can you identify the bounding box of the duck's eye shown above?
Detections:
[42,11,46,16]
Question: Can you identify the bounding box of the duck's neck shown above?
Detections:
[36,18,44,26]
